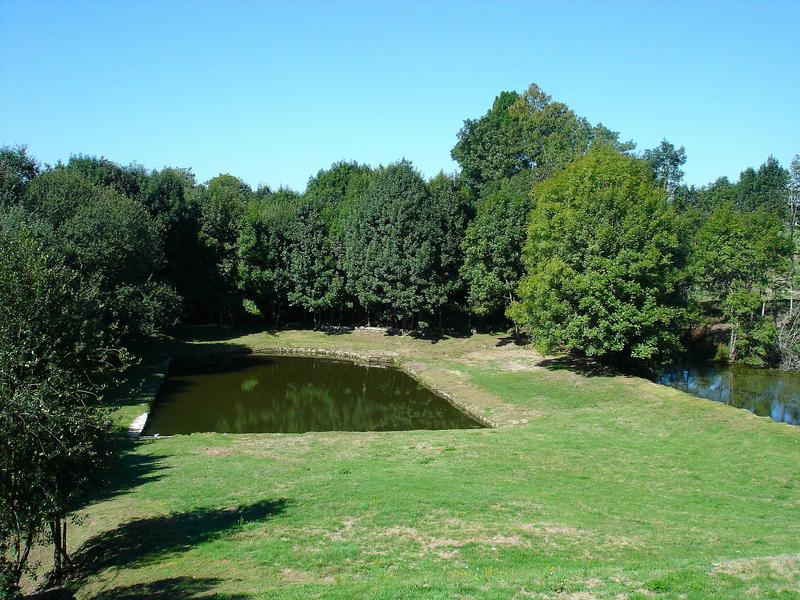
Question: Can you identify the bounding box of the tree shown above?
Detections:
[737,156,790,217]
[140,167,207,319]
[0,224,125,595]
[510,147,686,365]
[0,146,38,210]
[64,155,145,199]
[674,176,738,214]
[460,173,535,321]
[643,139,686,200]
[237,192,296,324]
[451,83,633,194]
[195,174,252,324]
[23,165,98,224]
[691,202,791,362]
[427,172,472,322]
[59,188,181,338]
[285,196,343,326]
[341,161,443,327]
[788,155,800,313]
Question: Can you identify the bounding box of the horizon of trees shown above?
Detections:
[1,81,799,595]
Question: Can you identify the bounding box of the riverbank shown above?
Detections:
[59,328,800,599]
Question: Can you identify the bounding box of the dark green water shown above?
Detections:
[658,364,800,425]
[143,355,483,435]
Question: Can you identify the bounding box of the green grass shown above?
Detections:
[59,329,800,599]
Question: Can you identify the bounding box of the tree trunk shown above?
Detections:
[50,517,70,582]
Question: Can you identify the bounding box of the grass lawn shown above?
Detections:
[57,328,800,599]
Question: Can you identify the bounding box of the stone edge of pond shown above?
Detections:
[128,356,171,439]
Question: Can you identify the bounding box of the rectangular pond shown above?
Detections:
[143,354,484,435]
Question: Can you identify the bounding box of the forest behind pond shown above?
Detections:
[3,83,799,371]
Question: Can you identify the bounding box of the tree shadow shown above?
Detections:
[321,325,355,336]
[495,334,530,347]
[85,577,251,600]
[90,443,170,504]
[384,327,472,344]
[173,324,266,343]
[537,356,619,377]
[70,499,289,584]
[26,589,75,600]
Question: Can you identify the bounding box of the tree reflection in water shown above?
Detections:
[658,364,800,425]
[144,355,483,434]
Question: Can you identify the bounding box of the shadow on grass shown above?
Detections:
[321,325,355,336]
[383,327,472,345]
[70,499,289,584]
[86,577,250,600]
[91,443,170,504]
[495,334,530,347]
[538,356,618,377]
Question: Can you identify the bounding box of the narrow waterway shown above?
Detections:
[658,364,800,426]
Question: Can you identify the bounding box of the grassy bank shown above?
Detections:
[62,328,799,599]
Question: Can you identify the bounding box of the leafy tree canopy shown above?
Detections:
[510,147,686,365]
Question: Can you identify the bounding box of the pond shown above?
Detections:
[143,355,484,435]
[657,364,800,426]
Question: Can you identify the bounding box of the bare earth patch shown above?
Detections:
[281,568,335,585]
[712,553,800,586]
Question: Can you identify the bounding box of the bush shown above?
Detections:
[713,342,731,364]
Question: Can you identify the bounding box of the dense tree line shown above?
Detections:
[0,82,798,595]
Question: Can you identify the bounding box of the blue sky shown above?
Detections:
[1,0,798,191]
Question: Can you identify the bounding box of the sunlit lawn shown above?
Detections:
[60,329,800,599]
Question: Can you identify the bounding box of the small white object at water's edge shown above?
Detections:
[128,412,148,438]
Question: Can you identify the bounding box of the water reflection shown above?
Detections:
[144,355,483,435]
[657,364,800,425]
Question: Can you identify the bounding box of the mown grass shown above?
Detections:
[60,328,800,599]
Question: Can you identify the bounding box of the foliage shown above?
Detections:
[737,155,789,217]
[0,146,38,210]
[690,202,791,362]
[341,161,446,327]
[460,173,535,319]
[778,306,800,370]
[426,172,472,318]
[0,225,125,595]
[236,191,296,324]
[451,83,633,194]
[510,147,686,365]
[285,196,344,324]
[193,174,252,323]
[65,155,145,199]
[643,139,686,199]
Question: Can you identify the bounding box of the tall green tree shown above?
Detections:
[452,83,633,194]
[643,139,686,200]
[195,174,252,323]
[64,155,145,199]
[342,161,444,327]
[140,167,208,319]
[237,191,297,324]
[0,224,125,595]
[460,173,535,321]
[0,146,38,210]
[691,202,791,362]
[737,156,790,217]
[286,196,343,326]
[510,147,686,365]
[427,172,472,321]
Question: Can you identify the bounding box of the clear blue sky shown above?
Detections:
[1,0,798,191]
